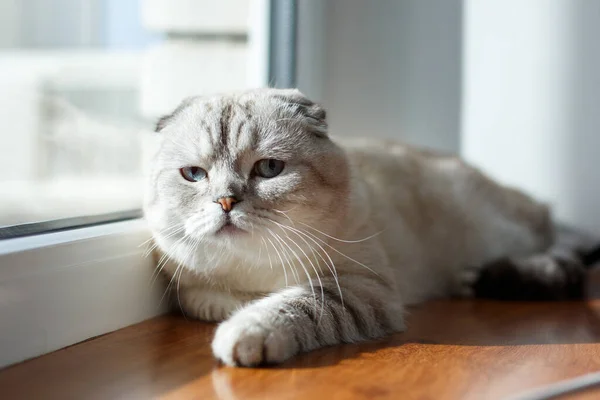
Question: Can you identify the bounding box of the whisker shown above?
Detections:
[255,235,263,267]
[273,223,325,320]
[275,223,344,308]
[139,223,180,247]
[269,220,324,276]
[266,236,289,288]
[176,261,188,321]
[264,210,379,279]
[298,221,383,244]
[272,209,296,226]
[141,225,185,257]
[176,235,202,321]
[157,237,189,294]
[162,233,199,312]
[150,234,188,286]
[269,229,301,284]
[160,263,180,307]
[273,229,318,311]
[260,237,274,271]
[302,228,381,277]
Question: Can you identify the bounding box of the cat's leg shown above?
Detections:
[472,225,600,300]
[444,161,597,300]
[211,276,404,366]
[177,287,256,322]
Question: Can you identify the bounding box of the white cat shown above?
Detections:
[144,88,596,367]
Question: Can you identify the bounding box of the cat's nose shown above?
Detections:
[215,196,240,213]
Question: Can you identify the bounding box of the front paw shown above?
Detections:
[211,314,299,367]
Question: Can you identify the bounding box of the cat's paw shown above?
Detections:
[473,255,587,300]
[211,314,298,367]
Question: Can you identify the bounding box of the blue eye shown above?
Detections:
[180,166,207,182]
[254,159,285,178]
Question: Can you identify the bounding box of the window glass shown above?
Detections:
[0,0,257,229]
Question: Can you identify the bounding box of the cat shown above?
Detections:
[144,88,599,367]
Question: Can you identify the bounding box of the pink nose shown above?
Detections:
[216,197,238,213]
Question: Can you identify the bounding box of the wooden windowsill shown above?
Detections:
[2,297,600,399]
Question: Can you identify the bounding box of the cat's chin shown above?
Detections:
[215,222,248,237]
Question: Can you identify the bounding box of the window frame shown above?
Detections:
[0,0,297,368]
[0,219,164,368]
[0,210,142,240]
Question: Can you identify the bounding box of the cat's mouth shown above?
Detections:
[215,221,247,236]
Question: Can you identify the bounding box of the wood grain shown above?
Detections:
[2,298,600,400]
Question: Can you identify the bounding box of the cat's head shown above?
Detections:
[144,88,350,270]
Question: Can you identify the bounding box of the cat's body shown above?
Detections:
[145,88,594,367]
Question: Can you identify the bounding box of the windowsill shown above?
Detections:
[0,218,165,368]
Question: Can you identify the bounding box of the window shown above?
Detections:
[0,0,291,368]
[0,0,265,235]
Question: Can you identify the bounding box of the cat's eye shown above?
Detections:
[254,159,285,178]
[180,166,207,182]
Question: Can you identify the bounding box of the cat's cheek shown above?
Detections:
[211,314,299,367]
[253,172,303,199]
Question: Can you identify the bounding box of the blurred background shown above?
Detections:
[0,0,598,234]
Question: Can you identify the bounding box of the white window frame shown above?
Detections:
[0,219,164,367]
[0,0,277,369]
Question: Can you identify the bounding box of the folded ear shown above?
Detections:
[273,89,328,137]
[155,114,172,133]
[154,96,197,133]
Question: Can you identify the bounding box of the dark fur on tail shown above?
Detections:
[473,225,600,301]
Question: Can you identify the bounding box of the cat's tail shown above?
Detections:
[473,224,600,301]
